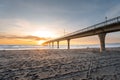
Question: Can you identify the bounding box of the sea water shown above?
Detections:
[0,43,120,50]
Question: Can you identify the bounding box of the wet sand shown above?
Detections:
[0,48,120,80]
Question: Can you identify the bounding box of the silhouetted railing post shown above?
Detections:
[105,16,107,23]
[117,17,119,22]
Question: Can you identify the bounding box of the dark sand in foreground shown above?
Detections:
[0,48,120,80]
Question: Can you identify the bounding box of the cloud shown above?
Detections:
[0,18,68,37]
[0,34,49,41]
[0,19,31,29]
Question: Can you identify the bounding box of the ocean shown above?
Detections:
[0,43,120,50]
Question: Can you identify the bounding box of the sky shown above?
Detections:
[0,0,120,45]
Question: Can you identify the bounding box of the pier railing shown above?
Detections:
[62,16,120,38]
[45,16,120,42]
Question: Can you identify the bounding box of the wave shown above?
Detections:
[0,43,120,50]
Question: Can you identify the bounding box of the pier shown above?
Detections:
[43,16,120,52]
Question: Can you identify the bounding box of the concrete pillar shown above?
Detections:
[67,39,70,49]
[52,42,54,48]
[48,43,50,47]
[57,41,59,49]
[98,33,106,52]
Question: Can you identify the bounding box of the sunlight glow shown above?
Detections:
[32,31,57,38]
[38,40,46,45]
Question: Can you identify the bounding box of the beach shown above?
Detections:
[0,48,120,80]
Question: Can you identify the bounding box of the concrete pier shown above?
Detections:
[43,16,120,52]
[48,43,50,47]
[52,42,54,48]
[98,33,106,52]
[57,41,59,49]
[67,39,70,49]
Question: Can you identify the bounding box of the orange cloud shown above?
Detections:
[0,34,52,45]
[0,34,50,41]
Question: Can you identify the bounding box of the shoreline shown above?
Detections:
[0,47,120,52]
[0,43,120,51]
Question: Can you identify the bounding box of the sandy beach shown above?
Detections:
[0,48,120,80]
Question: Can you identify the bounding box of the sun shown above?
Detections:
[31,31,58,45]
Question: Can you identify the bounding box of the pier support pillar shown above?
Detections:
[67,39,70,49]
[57,41,59,49]
[48,43,50,47]
[98,33,106,52]
[52,42,54,48]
